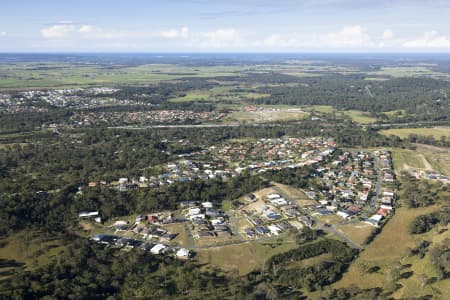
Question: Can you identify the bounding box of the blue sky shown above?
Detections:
[1,0,450,52]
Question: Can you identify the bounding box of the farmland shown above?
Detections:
[0,63,247,89]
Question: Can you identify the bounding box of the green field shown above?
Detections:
[304,105,334,113]
[340,110,377,124]
[390,148,426,171]
[0,231,65,279]
[380,127,450,140]
[168,86,270,103]
[0,63,247,89]
[303,106,378,123]
[196,236,297,275]
[225,108,309,124]
[337,222,375,246]
[370,66,446,78]
[333,204,445,291]
[415,144,450,176]
[168,90,211,102]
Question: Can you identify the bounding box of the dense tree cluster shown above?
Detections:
[401,177,448,208]
[429,239,450,279]
[267,239,358,292]
[253,76,450,117]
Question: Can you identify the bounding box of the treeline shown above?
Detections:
[264,165,313,188]
[410,208,449,234]
[0,173,265,236]
[0,239,239,300]
[404,134,450,148]
[0,238,360,299]
[267,239,358,292]
[401,177,448,208]
[0,123,409,186]
[429,239,450,279]
[252,76,450,117]
[99,78,219,103]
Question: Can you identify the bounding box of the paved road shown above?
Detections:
[191,232,291,250]
[315,221,362,250]
[183,222,196,248]
[109,124,239,129]
[367,120,450,128]
[371,155,382,210]
[108,123,284,130]
[227,211,246,242]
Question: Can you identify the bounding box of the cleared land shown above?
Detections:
[341,110,377,124]
[389,145,450,176]
[370,66,447,78]
[0,231,65,279]
[196,236,297,276]
[333,205,443,290]
[390,148,426,172]
[303,106,377,123]
[380,127,450,140]
[337,222,375,246]
[415,144,450,176]
[225,108,308,123]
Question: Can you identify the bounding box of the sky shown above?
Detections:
[1,0,450,53]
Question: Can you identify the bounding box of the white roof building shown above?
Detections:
[151,243,167,255]
[176,248,190,259]
[202,202,213,208]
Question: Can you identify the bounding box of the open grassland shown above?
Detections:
[370,66,447,78]
[389,145,450,176]
[168,90,211,102]
[392,236,450,299]
[333,205,443,290]
[380,127,450,140]
[196,236,297,275]
[390,148,426,171]
[0,231,65,279]
[415,144,450,176]
[257,64,360,76]
[364,77,390,81]
[303,106,377,123]
[337,222,376,246]
[0,142,27,150]
[225,108,309,124]
[340,110,377,124]
[168,86,270,103]
[271,182,309,200]
[162,223,190,247]
[304,105,334,113]
[383,109,406,117]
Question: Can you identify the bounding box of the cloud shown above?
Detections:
[262,34,300,47]
[259,25,373,49]
[79,25,95,34]
[40,23,130,40]
[160,27,242,48]
[38,22,437,51]
[402,31,450,48]
[160,27,190,38]
[0,32,6,37]
[40,23,76,38]
[322,25,372,47]
[201,28,241,45]
[382,29,394,39]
